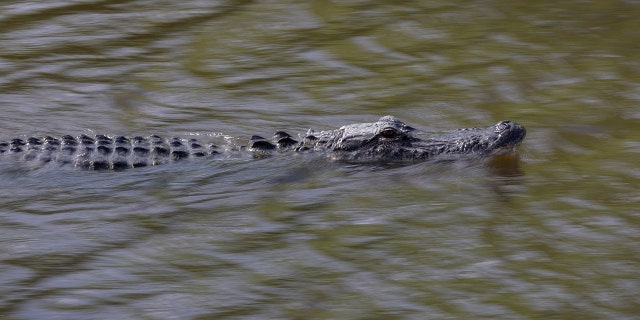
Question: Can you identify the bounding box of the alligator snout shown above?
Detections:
[495,120,526,140]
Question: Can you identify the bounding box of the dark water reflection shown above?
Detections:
[1,0,639,319]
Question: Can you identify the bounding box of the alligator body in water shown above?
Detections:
[0,116,525,170]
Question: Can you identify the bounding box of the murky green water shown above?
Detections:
[1,1,639,319]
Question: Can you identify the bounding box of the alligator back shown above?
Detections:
[0,134,219,170]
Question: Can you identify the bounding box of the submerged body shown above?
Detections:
[0,116,525,170]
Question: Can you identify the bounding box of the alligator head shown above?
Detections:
[253,115,526,162]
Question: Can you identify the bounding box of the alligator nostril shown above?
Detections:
[495,120,512,132]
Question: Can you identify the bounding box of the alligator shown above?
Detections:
[0,116,525,170]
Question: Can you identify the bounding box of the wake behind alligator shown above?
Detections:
[0,116,526,170]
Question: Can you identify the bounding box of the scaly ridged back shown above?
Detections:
[0,134,219,170]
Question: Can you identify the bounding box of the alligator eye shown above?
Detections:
[379,127,401,139]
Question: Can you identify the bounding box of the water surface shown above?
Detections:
[1,1,639,319]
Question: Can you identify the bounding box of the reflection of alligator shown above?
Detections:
[0,116,525,170]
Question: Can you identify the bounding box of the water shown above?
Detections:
[1,0,639,319]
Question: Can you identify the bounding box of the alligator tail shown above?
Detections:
[0,134,219,170]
